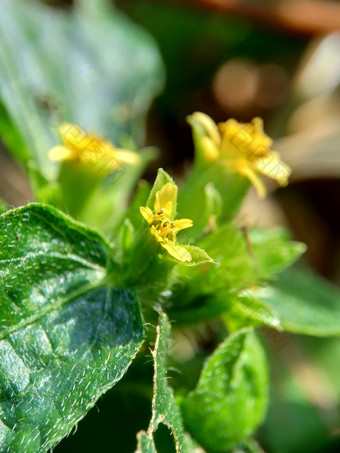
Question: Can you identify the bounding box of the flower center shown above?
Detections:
[151,218,177,243]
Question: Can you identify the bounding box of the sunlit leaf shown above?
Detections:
[0,204,144,452]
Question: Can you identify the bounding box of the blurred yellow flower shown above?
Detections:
[140,183,193,262]
[191,112,291,198]
[48,123,139,173]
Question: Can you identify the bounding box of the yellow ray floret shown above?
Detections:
[191,112,291,197]
[48,123,139,173]
[140,183,193,262]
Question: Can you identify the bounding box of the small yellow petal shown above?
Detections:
[254,152,291,186]
[172,219,193,232]
[219,119,249,161]
[150,225,163,243]
[191,112,221,147]
[59,123,90,152]
[219,118,271,163]
[114,149,140,165]
[79,146,121,172]
[140,206,154,224]
[161,241,192,262]
[154,183,178,215]
[58,123,138,171]
[236,161,266,198]
[245,118,272,146]
[163,201,173,219]
[48,146,77,162]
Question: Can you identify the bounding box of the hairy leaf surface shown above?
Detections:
[0,205,144,452]
[181,329,268,452]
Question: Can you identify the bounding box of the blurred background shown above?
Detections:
[1,0,340,452]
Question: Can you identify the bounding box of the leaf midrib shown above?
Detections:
[0,250,105,273]
[0,278,107,341]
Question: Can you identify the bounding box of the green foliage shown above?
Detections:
[0,204,144,452]
[169,224,305,325]
[181,329,269,452]
[2,120,340,452]
[249,228,307,277]
[237,268,340,336]
[1,2,340,451]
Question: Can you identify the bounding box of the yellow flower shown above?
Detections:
[48,123,139,173]
[140,183,193,262]
[191,112,291,198]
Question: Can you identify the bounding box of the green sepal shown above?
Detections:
[179,182,223,240]
[120,218,135,252]
[186,112,209,169]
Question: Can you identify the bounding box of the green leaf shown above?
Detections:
[261,337,330,453]
[249,227,307,277]
[181,329,269,452]
[0,204,144,452]
[0,204,109,328]
[0,0,164,182]
[138,313,188,453]
[237,268,340,336]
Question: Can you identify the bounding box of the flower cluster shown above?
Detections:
[48,114,292,264]
[49,123,139,173]
[140,183,193,262]
[191,112,291,197]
